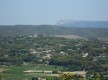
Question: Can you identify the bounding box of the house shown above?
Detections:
[42,54,52,60]
[82,53,88,57]
[60,51,68,55]
[29,48,37,54]
[42,50,51,53]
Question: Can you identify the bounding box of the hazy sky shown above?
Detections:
[0,0,108,25]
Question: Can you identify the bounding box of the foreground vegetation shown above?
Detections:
[0,34,108,80]
[1,64,108,80]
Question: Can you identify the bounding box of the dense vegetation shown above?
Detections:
[0,34,108,74]
[0,26,108,79]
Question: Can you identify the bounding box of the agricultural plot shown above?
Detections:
[0,64,63,80]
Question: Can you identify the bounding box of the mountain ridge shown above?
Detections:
[56,20,108,28]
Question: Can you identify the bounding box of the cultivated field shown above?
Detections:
[0,64,86,80]
[0,64,62,80]
[53,35,83,39]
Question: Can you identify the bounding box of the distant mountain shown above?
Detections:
[56,19,108,28]
[0,25,108,40]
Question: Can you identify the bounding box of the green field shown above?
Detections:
[0,64,62,80]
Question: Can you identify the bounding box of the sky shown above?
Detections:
[0,0,108,25]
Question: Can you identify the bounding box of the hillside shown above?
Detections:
[0,25,67,35]
[0,25,108,40]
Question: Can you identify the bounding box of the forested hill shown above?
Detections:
[0,25,108,40]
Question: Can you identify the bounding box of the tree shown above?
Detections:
[94,72,101,80]
[59,73,74,80]
[0,73,3,80]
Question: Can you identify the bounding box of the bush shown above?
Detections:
[52,70,58,74]
[32,77,38,80]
